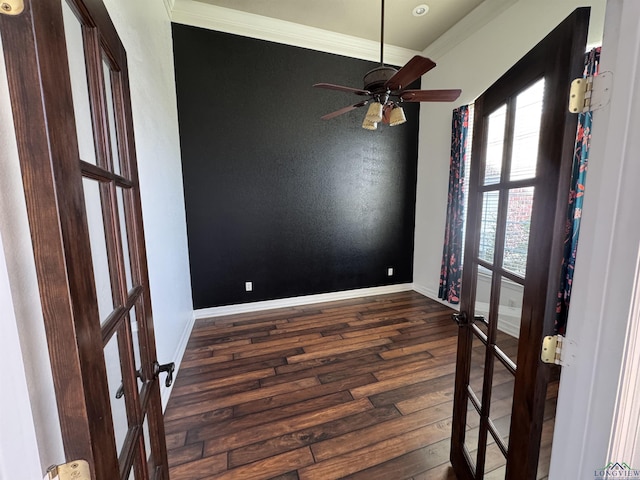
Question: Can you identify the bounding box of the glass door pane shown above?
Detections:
[510,79,545,181]
[103,59,122,176]
[104,331,128,452]
[83,177,115,323]
[484,105,507,185]
[465,396,481,474]
[497,277,524,364]
[62,0,98,165]
[479,191,500,264]
[490,358,515,449]
[503,187,535,277]
[484,439,507,478]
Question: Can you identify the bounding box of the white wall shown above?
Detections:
[0,35,64,471]
[412,0,606,299]
[0,0,192,473]
[0,229,45,479]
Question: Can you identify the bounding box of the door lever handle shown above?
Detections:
[115,368,144,399]
[452,312,468,326]
[153,361,175,388]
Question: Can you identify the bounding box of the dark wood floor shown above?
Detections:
[163,291,556,479]
[164,291,459,479]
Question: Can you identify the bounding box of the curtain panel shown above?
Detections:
[555,47,601,334]
[438,105,469,304]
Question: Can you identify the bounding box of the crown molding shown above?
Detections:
[162,0,175,18]
[170,0,420,66]
[422,0,519,60]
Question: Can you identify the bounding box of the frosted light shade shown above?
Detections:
[362,118,378,130]
[365,102,384,123]
[389,107,407,126]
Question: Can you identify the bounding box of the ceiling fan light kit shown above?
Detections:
[312,0,461,130]
[365,102,384,123]
[389,106,407,126]
[362,118,379,131]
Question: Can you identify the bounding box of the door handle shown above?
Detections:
[452,312,468,326]
[115,368,144,399]
[452,312,486,327]
[153,361,175,388]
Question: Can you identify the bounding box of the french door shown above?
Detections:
[450,8,589,480]
[1,1,169,478]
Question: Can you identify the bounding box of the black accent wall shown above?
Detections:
[172,24,420,309]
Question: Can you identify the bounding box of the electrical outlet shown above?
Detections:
[245,281,253,292]
[387,267,394,276]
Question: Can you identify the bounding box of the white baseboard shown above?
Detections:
[467,300,521,338]
[412,282,521,336]
[160,312,196,411]
[412,282,460,311]
[495,308,521,338]
[194,283,414,320]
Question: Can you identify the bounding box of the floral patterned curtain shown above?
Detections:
[555,47,601,334]
[439,105,470,304]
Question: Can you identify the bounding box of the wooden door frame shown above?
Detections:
[0,1,168,477]
[450,8,589,479]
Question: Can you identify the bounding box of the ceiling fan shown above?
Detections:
[313,0,462,130]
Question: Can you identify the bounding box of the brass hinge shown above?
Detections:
[541,334,576,367]
[0,0,24,15]
[568,71,613,113]
[44,460,91,480]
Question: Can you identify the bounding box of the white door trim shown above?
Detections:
[549,0,640,477]
[608,258,640,466]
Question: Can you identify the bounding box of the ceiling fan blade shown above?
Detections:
[313,83,371,96]
[385,56,436,91]
[400,89,462,102]
[321,101,369,120]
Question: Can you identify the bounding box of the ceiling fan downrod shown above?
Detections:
[379,0,385,67]
[361,0,397,94]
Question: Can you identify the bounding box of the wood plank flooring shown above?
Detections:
[163,291,556,479]
[164,291,458,479]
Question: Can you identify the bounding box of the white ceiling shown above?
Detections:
[170,0,604,67]
[192,0,490,52]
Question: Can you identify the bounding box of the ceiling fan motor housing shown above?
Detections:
[363,66,398,93]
